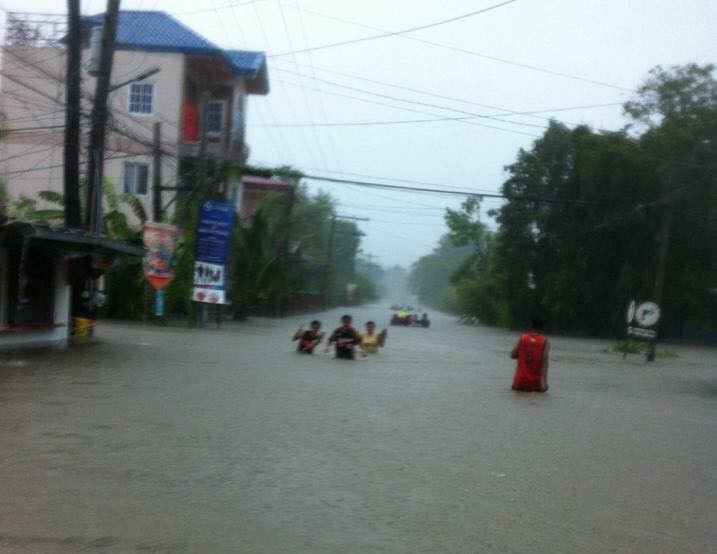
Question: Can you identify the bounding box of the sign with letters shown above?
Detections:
[193,201,234,305]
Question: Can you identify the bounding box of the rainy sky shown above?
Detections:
[2,1,716,267]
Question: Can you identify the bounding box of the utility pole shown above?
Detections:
[646,187,674,362]
[197,91,210,193]
[63,0,82,228]
[85,0,121,233]
[195,91,210,327]
[152,121,162,222]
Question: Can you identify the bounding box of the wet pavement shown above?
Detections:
[0,304,715,553]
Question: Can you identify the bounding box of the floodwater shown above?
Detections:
[0,305,715,553]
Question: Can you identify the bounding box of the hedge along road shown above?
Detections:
[0,304,714,553]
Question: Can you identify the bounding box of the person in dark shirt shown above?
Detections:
[292,320,323,354]
[325,314,361,359]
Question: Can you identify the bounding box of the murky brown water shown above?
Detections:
[1,305,715,553]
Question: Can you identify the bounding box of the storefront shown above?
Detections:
[0,221,144,349]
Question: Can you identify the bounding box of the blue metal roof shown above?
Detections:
[83,11,266,78]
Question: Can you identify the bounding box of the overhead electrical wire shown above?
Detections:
[291,173,604,206]
[274,77,540,137]
[274,0,330,170]
[269,0,519,58]
[292,0,343,171]
[273,66,547,130]
[270,0,635,93]
[249,0,323,168]
[272,59,624,125]
[224,0,294,162]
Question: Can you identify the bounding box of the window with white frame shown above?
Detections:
[206,100,225,135]
[123,162,149,195]
[128,83,154,115]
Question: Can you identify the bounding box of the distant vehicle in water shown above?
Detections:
[390,313,430,328]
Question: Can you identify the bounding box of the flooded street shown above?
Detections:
[1,305,715,553]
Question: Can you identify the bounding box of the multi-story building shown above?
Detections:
[0,10,269,223]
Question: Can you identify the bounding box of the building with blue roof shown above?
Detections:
[1,9,271,228]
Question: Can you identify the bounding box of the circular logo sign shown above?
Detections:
[635,301,660,327]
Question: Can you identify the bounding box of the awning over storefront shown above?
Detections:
[0,221,145,257]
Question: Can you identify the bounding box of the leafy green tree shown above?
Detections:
[624,64,717,336]
[408,234,472,312]
[440,64,716,337]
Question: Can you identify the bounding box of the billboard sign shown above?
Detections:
[143,223,178,291]
[193,201,234,305]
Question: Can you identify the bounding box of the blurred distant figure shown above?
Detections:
[420,313,430,328]
[325,315,361,359]
[360,321,387,356]
[292,320,324,354]
[510,318,550,392]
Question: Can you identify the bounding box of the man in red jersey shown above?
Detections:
[510,318,550,392]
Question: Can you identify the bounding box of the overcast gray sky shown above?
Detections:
[2,0,716,267]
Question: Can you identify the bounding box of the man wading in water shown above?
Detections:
[510,318,550,392]
[325,315,361,359]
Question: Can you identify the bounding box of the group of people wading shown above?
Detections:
[292,313,549,393]
[292,314,387,360]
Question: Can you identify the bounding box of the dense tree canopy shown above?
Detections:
[409,64,717,338]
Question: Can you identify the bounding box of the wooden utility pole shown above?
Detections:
[63,0,82,228]
[85,0,121,233]
[152,121,162,222]
[646,201,673,362]
[646,171,676,362]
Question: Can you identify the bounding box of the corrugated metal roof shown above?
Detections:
[225,49,266,77]
[83,11,266,78]
[0,221,145,257]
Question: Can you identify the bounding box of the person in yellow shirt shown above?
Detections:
[360,321,387,356]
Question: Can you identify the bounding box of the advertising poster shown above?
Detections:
[193,200,235,305]
[143,223,178,316]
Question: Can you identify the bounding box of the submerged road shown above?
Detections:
[0,304,715,553]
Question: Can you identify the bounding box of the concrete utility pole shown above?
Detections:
[196,91,211,328]
[152,122,162,222]
[85,0,121,233]
[63,0,82,229]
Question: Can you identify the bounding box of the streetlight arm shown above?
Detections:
[109,67,161,92]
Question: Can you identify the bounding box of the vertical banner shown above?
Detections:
[143,223,178,316]
[193,200,235,305]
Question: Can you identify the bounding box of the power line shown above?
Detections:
[293,172,603,205]
[273,59,624,125]
[223,1,293,162]
[173,0,263,16]
[269,0,519,58]
[274,0,330,170]
[272,1,635,93]
[292,0,343,172]
[249,0,322,168]
[290,164,497,196]
[274,77,540,137]
[273,66,547,130]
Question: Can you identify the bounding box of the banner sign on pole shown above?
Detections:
[193,200,235,305]
[143,223,178,291]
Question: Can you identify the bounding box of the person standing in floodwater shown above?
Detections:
[292,320,324,354]
[510,318,550,392]
[360,321,387,356]
[325,314,361,359]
